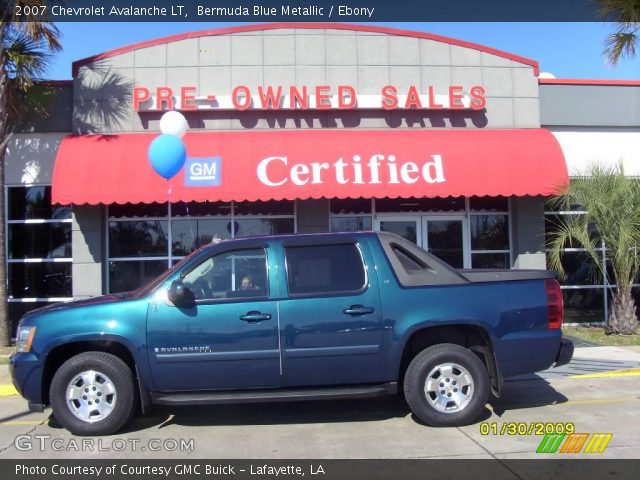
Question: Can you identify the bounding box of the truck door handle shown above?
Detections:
[239,311,272,323]
[343,305,375,316]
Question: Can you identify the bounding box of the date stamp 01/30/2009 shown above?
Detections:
[480,421,576,436]
[480,422,613,454]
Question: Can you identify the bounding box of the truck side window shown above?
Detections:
[182,248,268,301]
[392,245,428,272]
[285,243,366,295]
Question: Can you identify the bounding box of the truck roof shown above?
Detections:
[205,230,379,246]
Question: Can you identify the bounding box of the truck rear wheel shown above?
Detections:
[404,343,489,427]
[49,352,135,436]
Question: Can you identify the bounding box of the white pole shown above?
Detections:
[167,182,172,268]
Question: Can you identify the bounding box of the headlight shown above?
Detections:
[16,326,36,353]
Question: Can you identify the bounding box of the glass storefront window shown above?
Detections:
[545,213,601,247]
[563,288,605,324]
[330,198,372,214]
[7,186,73,334]
[547,251,604,286]
[469,196,508,212]
[171,201,231,217]
[8,186,71,220]
[108,220,169,257]
[330,216,373,232]
[470,215,509,250]
[545,196,585,213]
[108,202,168,218]
[172,219,231,256]
[379,220,418,244]
[109,260,169,294]
[107,200,295,293]
[375,197,464,213]
[632,288,640,311]
[331,197,512,269]
[8,263,72,298]
[8,223,71,259]
[545,207,608,324]
[234,200,294,216]
[427,219,464,268]
[471,252,510,269]
[235,218,294,237]
[330,199,373,233]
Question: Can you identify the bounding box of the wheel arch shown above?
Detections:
[399,323,502,396]
[41,339,150,411]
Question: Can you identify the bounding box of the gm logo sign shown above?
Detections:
[185,157,221,187]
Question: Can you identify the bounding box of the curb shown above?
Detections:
[0,384,18,396]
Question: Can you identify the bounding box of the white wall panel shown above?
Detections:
[550,128,640,177]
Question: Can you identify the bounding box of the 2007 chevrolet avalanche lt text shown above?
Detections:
[10,232,574,435]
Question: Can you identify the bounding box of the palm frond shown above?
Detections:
[604,31,638,65]
[22,22,62,52]
[594,0,640,65]
[546,214,603,280]
[548,162,640,292]
[4,29,52,86]
[4,79,54,124]
[595,0,640,25]
[1,2,62,51]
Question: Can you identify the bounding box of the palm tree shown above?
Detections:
[595,0,640,65]
[0,1,61,345]
[547,163,640,335]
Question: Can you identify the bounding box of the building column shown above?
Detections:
[511,196,547,269]
[72,205,105,298]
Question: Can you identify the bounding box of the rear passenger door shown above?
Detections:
[277,238,385,387]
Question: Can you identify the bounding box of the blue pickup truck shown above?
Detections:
[11,232,573,435]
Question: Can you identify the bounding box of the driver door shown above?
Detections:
[147,245,281,391]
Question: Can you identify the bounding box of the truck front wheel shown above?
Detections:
[49,352,136,436]
[404,343,489,427]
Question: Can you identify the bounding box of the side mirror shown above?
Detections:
[168,279,194,307]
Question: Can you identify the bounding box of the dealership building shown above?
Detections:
[5,23,640,333]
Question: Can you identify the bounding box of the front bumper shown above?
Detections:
[555,337,574,367]
[9,352,45,406]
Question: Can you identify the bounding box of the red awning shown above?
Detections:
[52,129,568,205]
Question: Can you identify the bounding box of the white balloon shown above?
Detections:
[159,110,188,138]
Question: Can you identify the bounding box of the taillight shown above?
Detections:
[545,278,564,329]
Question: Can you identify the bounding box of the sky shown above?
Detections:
[47,22,639,80]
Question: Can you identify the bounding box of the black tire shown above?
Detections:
[49,352,136,436]
[404,343,489,427]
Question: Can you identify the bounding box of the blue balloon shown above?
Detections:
[148,134,186,180]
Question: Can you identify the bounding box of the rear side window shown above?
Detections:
[377,232,467,286]
[285,244,366,295]
[392,245,427,272]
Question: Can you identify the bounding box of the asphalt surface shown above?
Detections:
[1,346,639,459]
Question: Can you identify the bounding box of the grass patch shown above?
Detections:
[565,326,640,346]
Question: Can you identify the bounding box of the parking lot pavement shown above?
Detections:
[1,346,639,459]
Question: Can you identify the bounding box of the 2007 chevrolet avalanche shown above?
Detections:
[11,232,573,435]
